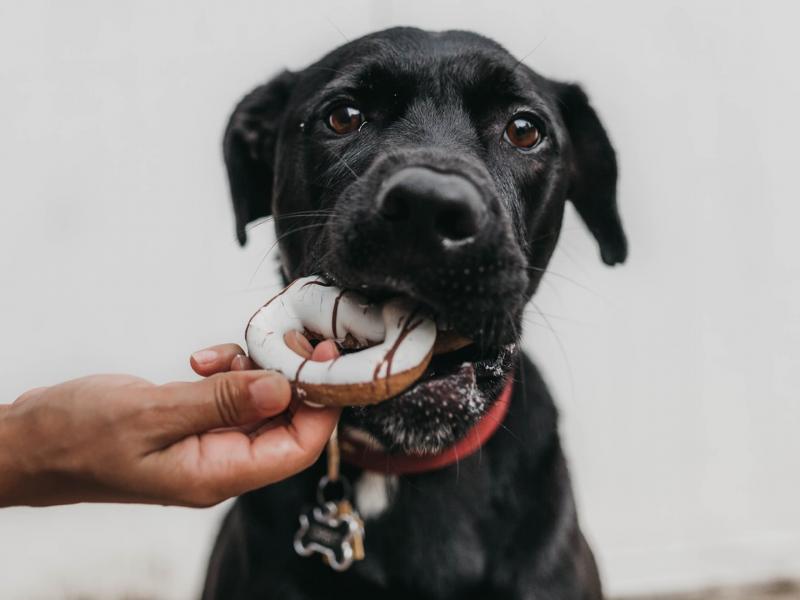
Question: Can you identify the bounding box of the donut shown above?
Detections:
[245,277,438,407]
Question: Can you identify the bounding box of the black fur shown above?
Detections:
[205,27,625,600]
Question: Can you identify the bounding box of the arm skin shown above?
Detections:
[0,336,338,508]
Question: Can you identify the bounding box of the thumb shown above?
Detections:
[153,371,292,437]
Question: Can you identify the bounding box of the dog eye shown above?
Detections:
[504,115,542,150]
[327,106,364,134]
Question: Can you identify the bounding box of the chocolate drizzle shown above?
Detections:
[301,280,333,289]
[331,290,346,339]
[372,306,424,393]
[295,358,310,382]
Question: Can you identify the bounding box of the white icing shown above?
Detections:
[245,276,436,386]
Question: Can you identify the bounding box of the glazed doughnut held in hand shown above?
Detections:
[245,277,470,407]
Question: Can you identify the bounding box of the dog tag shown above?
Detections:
[294,500,363,571]
[293,430,366,571]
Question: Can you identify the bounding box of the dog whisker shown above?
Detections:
[244,210,339,235]
[248,222,331,285]
[326,147,360,181]
[525,264,602,298]
[522,304,585,324]
[325,16,350,44]
[510,34,551,74]
[530,300,576,406]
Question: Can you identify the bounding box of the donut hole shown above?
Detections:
[302,329,381,356]
[284,330,314,358]
[284,330,342,362]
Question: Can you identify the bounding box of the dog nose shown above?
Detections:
[377,167,486,243]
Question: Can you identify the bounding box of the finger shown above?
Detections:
[142,403,340,506]
[284,330,313,358]
[13,386,48,406]
[151,371,291,439]
[310,340,340,362]
[202,403,340,497]
[231,354,256,371]
[246,403,340,485]
[190,344,246,376]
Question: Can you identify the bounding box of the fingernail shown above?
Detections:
[249,374,289,412]
[294,331,314,354]
[231,355,248,370]
[285,330,313,357]
[192,349,218,365]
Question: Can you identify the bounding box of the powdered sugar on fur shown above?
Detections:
[344,344,516,454]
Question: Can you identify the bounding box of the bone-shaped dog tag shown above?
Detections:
[293,501,362,571]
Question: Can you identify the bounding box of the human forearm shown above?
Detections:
[0,398,93,507]
[0,403,30,507]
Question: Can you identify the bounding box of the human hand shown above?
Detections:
[0,334,340,508]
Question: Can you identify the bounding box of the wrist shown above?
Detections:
[0,403,33,507]
[0,405,17,505]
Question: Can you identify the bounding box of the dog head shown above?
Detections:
[225,27,626,453]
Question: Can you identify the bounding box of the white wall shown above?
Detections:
[1,1,798,597]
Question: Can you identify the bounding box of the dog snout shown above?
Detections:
[376,167,487,245]
[329,158,527,332]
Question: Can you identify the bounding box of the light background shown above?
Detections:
[1,1,798,598]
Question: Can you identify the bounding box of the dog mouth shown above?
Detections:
[400,339,513,406]
[328,287,517,454]
[341,338,516,454]
[284,269,520,453]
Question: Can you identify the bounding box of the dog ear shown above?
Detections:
[224,70,296,245]
[556,83,627,265]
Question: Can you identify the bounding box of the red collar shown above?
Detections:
[339,376,514,475]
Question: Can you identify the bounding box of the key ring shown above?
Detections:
[317,426,351,504]
[316,475,351,505]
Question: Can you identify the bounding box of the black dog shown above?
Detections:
[203,27,626,600]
